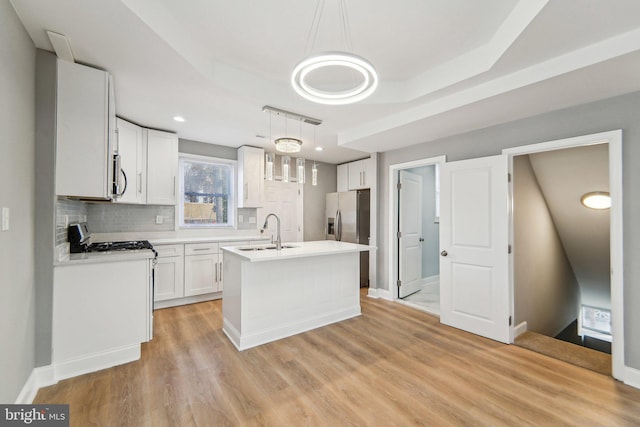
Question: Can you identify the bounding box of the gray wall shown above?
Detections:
[406,166,440,278]
[513,155,579,337]
[377,90,640,370]
[0,2,36,402]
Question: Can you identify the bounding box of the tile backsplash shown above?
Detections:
[87,203,175,233]
[55,198,88,246]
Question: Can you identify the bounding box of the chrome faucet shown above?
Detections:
[261,213,282,250]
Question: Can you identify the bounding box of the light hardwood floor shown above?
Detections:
[35,291,640,426]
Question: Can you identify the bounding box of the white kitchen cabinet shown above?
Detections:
[154,244,184,301]
[56,59,116,199]
[237,146,265,208]
[147,129,178,205]
[52,258,152,378]
[114,118,147,204]
[347,158,374,190]
[184,242,221,296]
[337,163,348,192]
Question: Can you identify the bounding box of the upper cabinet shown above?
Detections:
[56,59,115,199]
[337,158,375,191]
[237,146,265,208]
[146,129,178,205]
[114,118,147,204]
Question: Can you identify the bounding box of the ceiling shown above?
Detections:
[528,144,610,307]
[9,0,640,164]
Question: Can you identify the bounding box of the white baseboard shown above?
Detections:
[155,292,220,309]
[513,321,528,339]
[224,306,361,351]
[624,365,640,390]
[15,345,141,403]
[53,344,141,382]
[15,366,56,404]
[367,287,393,301]
[421,275,440,286]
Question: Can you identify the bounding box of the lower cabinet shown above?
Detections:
[184,242,221,296]
[52,258,152,379]
[154,239,266,307]
[154,244,184,301]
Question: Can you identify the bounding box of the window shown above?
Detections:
[178,155,235,228]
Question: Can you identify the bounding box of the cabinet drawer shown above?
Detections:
[155,244,184,258]
[185,242,219,255]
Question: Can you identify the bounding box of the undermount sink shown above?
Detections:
[237,244,298,251]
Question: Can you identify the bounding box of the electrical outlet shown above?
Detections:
[155,215,163,224]
[238,215,244,223]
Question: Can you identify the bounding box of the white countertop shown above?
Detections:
[221,240,373,263]
[55,249,155,266]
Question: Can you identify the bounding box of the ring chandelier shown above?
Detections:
[291,52,378,105]
[292,0,377,105]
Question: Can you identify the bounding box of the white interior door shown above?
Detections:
[399,171,423,298]
[259,180,303,242]
[439,155,510,343]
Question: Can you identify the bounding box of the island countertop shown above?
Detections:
[221,240,373,262]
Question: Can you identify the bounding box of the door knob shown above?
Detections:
[440,250,448,257]
[419,237,424,242]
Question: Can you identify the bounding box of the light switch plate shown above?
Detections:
[155,215,163,224]
[238,215,244,223]
[1,207,9,231]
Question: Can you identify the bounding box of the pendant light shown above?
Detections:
[282,156,291,183]
[297,158,306,184]
[265,112,274,180]
[292,0,378,105]
[312,126,319,186]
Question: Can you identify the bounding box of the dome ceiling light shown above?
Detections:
[581,191,611,210]
[292,0,378,105]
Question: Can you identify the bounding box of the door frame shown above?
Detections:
[503,129,623,380]
[387,156,446,303]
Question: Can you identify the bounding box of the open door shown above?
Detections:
[439,155,510,343]
[398,170,423,298]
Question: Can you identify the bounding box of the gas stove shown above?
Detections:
[85,240,155,253]
[68,222,157,257]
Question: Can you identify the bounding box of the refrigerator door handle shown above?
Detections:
[337,210,342,241]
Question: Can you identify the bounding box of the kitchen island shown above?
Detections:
[221,240,371,350]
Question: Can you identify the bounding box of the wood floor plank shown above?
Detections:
[34,293,640,426]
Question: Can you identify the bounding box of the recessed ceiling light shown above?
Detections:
[581,191,611,210]
[173,116,185,122]
[315,147,323,151]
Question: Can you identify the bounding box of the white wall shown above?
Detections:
[513,155,579,337]
[0,1,36,402]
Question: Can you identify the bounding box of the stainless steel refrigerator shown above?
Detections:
[325,190,370,287]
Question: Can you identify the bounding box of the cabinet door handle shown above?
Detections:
[192,247,211,251]
[138,172,142,194]
[219,261,223,282]
[173,176,176,197]
[362,171,366,186]
[245,182,248,200]
[215,262,218,282]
